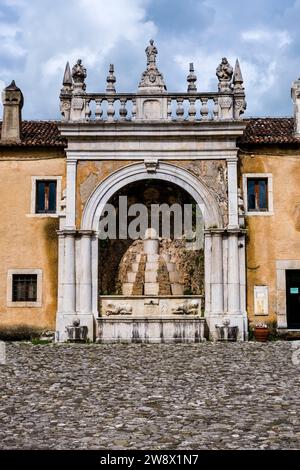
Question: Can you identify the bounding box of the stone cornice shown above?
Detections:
[59,120,246,138]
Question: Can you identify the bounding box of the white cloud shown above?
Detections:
[0,80,5,94]
[0,23,21,38]
[242,29,292,48]
[0,0,298,117]
[0,0,156,118]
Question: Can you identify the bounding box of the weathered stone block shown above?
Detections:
[144,283,159,295]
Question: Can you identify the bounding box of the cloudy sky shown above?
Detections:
[0,0,299,119]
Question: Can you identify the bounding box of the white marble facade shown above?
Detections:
[55,42,248,342]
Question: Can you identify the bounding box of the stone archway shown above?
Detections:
[56,161,247,342]
[81,161,223,231]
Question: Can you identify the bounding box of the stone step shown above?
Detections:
[127,272,137,283]
[145,271,158,283]
[145,262,159,272]
[131,263,140,273]
[161,253,171,263]
[171,283,184,295]
[169,271,180,283]
[122,283,134,296]
[166,262,176,272]
[144,283,159,295]
[146,254,159,263]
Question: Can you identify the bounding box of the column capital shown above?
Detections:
[226,157,238,164]
[66,158,77,165]
[78,229,95,237]
[57,229,77,236]
[205,228,225,235]
[226,228,247,235]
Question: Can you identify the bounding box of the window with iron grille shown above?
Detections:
[35,180,57,213]
[12,274,37,302]
[247,178,268,212]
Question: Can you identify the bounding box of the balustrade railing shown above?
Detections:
[60,45,246,123]
[66,92,239,123]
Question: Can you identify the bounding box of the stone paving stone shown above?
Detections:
[0,341,299,449]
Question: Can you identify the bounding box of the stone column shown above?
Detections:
[227,158,239,229]
[239,233,246,314]
[227,230,240,315]
[65,159,77,229]
[91,234,99,316]
[204,231,212,314]
[79,231,92,314]
[57,231,65,314]
[211,231,224,314]
[63,230,76,314]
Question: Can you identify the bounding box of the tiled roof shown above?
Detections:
[0,117,299,147]
[239,117,300,145]
[0,121,66,147]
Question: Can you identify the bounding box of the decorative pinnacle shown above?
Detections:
[138,39,166,92]
[233,58,244,92]
[106,64,116,93]
[187,62,197,92]
[62,62,72,86]
[5,80,20,91]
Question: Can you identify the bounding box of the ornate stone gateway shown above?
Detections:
[56,40,248,342]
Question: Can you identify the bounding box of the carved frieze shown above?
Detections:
[178,160,229,225]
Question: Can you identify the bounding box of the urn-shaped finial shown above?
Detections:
[187,62,197,92]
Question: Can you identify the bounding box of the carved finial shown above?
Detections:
[138,39,166,92]
[233,59,244,92]
[5,80,20,91]
[63,62,72,86]
[60,62,73,121]
[72,59,87,92]
[187,62,197,92]
[216,57,233,92]
[232,58,247,119]
[146,39,157,67]
[106,64,116,93]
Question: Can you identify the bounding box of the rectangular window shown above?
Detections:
[247,178,268,211]
[12,274,37,302]
[35,180,57,213]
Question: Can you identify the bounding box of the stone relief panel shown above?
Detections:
[76,160,135,225]
[173,160,228,226]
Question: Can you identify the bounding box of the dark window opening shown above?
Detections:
[247,178,268,212]
[12,274,37,302]
[36,180,57,213]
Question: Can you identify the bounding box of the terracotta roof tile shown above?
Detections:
[239,117,300,145]
[0,117,299,147]
[0,120,66,147]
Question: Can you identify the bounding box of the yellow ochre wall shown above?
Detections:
[0,149,65,330]
[240,149,300,326]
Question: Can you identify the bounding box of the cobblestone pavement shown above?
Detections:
[0,341,300,450]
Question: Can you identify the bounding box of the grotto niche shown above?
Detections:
[98,179,204,305]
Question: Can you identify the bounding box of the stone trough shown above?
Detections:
[97,295,206,343]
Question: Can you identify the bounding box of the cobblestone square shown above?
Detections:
[0,341,299,450]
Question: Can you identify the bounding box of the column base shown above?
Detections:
[205,313,246,341]
[55,313,95,342]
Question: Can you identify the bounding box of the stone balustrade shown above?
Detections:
[59,41,246,124]
[62,91,245,123]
